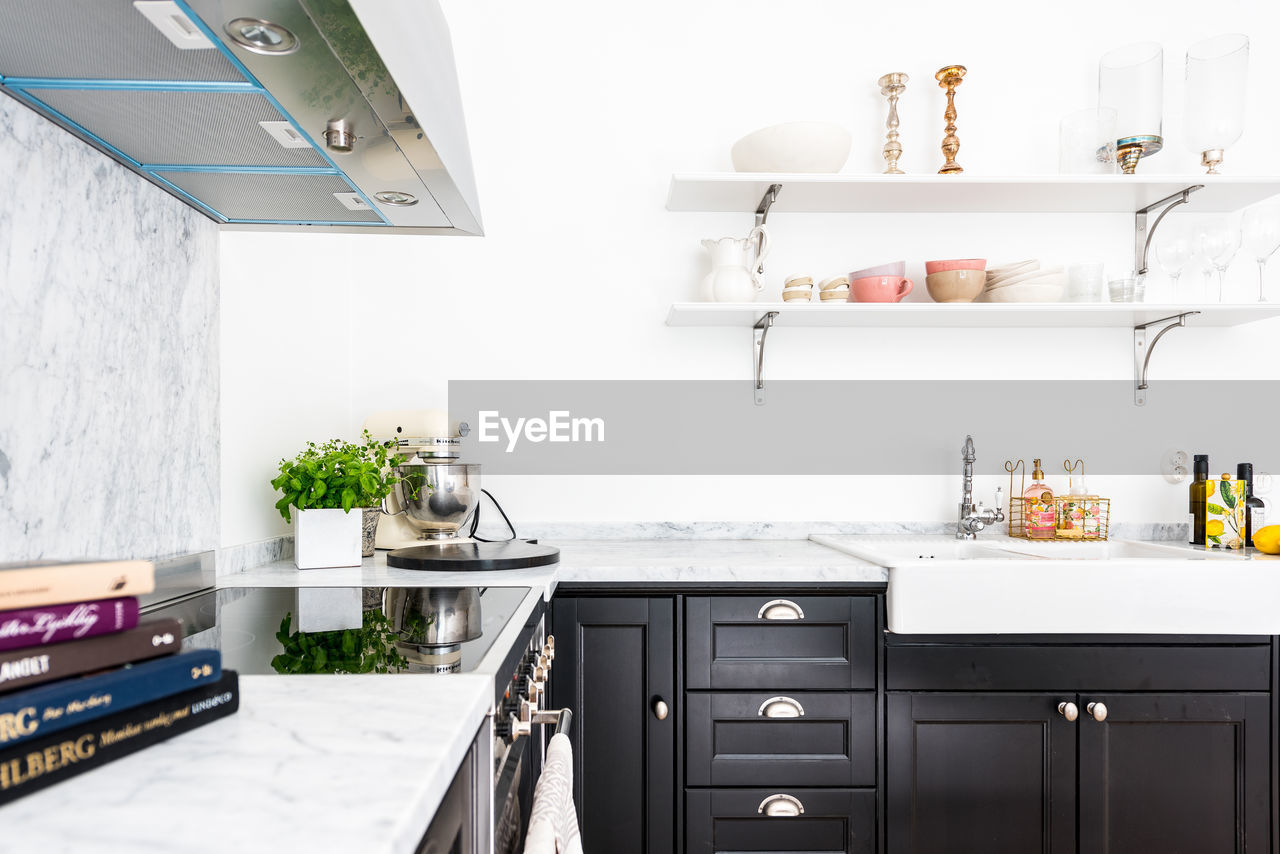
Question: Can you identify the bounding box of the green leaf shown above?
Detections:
[1207,503,1226,515]
[1219,483,1237,509]
[341,487,356,513]
[313,478,327,500]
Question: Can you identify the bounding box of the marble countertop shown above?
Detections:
[222,538,887,593]
[554,538,885,585]
[2,674,492,854]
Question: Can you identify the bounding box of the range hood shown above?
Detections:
[0,0,482,234]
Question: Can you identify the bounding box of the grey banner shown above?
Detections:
[449,380,1280,475]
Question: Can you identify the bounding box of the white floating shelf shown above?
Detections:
[667,173,1280,214]
[666,302,1280,329]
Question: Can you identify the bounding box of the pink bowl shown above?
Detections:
[925,258,986,275]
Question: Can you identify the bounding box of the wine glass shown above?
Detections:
[1155,231,1193,302]
[1196,218,1240,301]
[1242,204,1280,302]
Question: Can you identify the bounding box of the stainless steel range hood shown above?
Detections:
[0,0,482,234]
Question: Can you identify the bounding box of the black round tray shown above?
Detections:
[386,540,561,571]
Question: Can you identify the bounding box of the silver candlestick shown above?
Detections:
[878,72,909,174]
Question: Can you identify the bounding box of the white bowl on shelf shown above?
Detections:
[731,122,852,173]
[986,266,1064,290]
[986,260,1039,281]
[983,282,1066,302]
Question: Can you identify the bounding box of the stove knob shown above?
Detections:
[537,654,551,671]
[542,640,555,662]
[503,695,523,719]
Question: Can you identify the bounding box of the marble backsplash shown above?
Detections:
[0,99,220,561]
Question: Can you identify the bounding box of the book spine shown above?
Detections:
[0,649,221,748]
[0,562,154,610]
[0,670,239,804]
[0,619,182,695]
[0,598,140,653]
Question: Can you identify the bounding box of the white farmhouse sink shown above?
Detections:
[813,534,1280,635]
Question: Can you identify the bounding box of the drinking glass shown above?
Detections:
[1242,204,1280,302]
[1154,231,1193,302]
[1194,218,1240,301]
[1058,108,1119,175]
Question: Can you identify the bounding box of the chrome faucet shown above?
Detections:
[957,435,1004,540]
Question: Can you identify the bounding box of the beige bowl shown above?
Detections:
[782,290,813,302]
[926,269,986,303]
[820,287,851,301]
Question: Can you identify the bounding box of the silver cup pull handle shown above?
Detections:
[757,794,805,817]
[758,599,805,620]
[758,696,805,718]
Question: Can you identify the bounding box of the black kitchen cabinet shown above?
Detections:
[549,596,676,854]
[686,595,876,690]
[887,693,1077,854]
[1078,693,1270,853]
[686,788,876,854]
[886,639,1272,854]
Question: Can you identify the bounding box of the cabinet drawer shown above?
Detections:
[687,596,876,690]
[886,642,1271,691]
[687,788,875,854]
[687,693,876,787]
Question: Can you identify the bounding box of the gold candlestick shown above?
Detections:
[935,64,966,174]
[878,72,909,174]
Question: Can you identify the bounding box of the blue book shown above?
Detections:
[0,649,220,748]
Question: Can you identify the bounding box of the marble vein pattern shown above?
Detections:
[0,99,219,562]
[1,674,493,854]
[217,536,293,575]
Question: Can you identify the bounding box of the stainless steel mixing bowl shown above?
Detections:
[392,461,480,539]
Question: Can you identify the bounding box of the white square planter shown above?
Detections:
[293,508,363,569]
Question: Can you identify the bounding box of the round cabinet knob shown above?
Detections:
[1087,701,1108,722]
[1057,701,1079,722]
[652,698,669,721]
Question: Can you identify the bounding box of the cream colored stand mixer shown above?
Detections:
[362,409,480,549]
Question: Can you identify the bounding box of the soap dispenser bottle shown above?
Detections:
[1023,459,1055,539]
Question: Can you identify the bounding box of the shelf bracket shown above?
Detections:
[753,311,778,405]
[1134,311,1199,406]
[1135,185,1203,278]
[755,183,782,228]
[752,183,782,279]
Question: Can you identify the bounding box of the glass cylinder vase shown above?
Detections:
[1098,42,1163,174]
[1184,33,1249,174]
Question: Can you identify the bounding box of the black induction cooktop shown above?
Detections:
[212,586,535,676]
[387,539,560,571]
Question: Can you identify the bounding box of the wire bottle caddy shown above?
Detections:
[1004,459,1111,541]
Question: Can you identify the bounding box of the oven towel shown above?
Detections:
[523,733,582,854]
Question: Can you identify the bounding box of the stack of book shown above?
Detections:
[0,559,239,804]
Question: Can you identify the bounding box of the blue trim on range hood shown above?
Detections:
[0,0,391,228]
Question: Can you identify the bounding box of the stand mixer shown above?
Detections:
[362,409,560,572]
[362,409,479,549]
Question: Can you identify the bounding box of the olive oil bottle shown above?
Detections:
[1189,454,1209,545]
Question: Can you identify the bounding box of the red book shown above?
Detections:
[0,598,140,653]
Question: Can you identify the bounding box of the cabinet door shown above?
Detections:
[886,693,1077,854]
[1078,693,1270,854]
[550,597,675,854]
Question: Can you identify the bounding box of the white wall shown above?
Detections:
[220,0,1280,546]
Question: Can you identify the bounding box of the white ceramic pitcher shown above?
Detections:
[700,225,770,302]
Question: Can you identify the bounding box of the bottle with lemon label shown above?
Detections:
[1205,474,1247,550]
